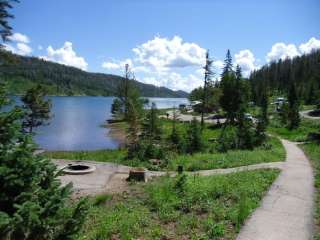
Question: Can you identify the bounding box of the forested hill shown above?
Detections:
[0,51,188,97]
[250,49,320,104]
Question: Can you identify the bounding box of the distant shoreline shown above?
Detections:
[11,94,188,99]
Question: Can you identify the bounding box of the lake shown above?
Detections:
[27,96,189,151]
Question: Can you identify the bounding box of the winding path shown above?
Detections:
[53,139,315,238]
[236,139,315,240]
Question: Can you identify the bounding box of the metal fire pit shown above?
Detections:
[62,164,96,175]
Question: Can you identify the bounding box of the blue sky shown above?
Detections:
[6,0,320,92]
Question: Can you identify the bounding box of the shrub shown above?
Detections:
[216,125,238,152]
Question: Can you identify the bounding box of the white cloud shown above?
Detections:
[38,45,43,50]
[102,62,121,69]
[42,42,88,70]
[101,58,133,71]
[8,32,30,44]
[299,37,320,54]
[266,42,300,62]
[16,43,32,55]
[4,42,33,56]
[4,32,33,56]
[234,49,258,77]
[140,71,202,92]
[132,36,206,72]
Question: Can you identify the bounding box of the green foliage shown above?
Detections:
[189,85,222,113]
[170,136,285,171]
[46,122,285,172]
[287,83,300,129]
[0,0,18,44]
[77,169,279,239]
[217,125,238,152]
[269,117,320,142]
[21,84,52,133]
[168,108,186,153]
[186,117,204,154]
[250,49,320,105]
[0,51,188,97]
[220,53,250,125]
[236,192,249,231]
[0,82,88,240]
[174,173,188,196]
[141,102,162,141]
[237,116,255,150]
[111,98,122,115]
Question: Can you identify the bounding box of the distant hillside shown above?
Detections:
[0,51,188,98]
[249,49,320,104]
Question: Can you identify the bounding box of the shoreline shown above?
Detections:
[103,121,127,147]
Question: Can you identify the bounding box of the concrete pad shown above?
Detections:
[54,159,131,196]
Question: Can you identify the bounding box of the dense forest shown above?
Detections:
[0,51,188,97]
[250,49,320,104]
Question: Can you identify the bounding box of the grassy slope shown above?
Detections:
[301,143,320,240]
[168,137,284,171]
[43,129,285,171]
[268,118,320,142]
[78,169,279,240]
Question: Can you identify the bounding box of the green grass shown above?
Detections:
[301,105,316,111]
[268,118,320,142]
[43,136,285,171]
[77,169,280,240]
[169,137,285,171]
[301,143,320,240]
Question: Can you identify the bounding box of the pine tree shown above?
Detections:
[287,83,300,129]
[141,102,162,142]
[21,84,52,133]
[219,50,238,124]
[0,81,88,240]
[255,89,269,145]
[260,89,269,125]
[169,107,184,153]
[0,0,18,45]
[201,50,214,128]
[126,99,141,159]
[222,49,233,76]
[187,117,203,154]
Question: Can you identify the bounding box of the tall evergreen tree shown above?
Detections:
[201,50,214,128]
[222,49,233,76]
[112,64,139,120]
[21,84,52,133]
[126,99,141,159]
[219,50,238,124]
[287,83,300,129]
[0,81,88,240]
[141,102,162,142]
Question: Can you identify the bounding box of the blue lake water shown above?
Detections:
[23,96,189,151]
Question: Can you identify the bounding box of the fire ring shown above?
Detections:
[62,164,96,175]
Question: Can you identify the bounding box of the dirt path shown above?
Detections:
[236,139,315,240]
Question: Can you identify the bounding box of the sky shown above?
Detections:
[5,0,320,92]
